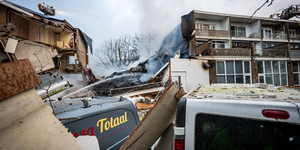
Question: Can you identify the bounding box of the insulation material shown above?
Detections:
[120,82,185,150]
[14,40,57,73]
[5,38,18,53]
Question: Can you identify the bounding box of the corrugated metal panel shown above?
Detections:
[0,59,41,100]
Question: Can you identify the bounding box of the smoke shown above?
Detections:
[56,9,101,19]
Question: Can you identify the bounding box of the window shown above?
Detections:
[217,61,251,84]
[289,29,296,38]
[293,62,300,86]
[212,42,225,48]
[263,28,272,39]
[195,114,300,150]
[231,26,246,37]
[201,24,215,30]
[69,56,75,64]
[258,61,287,85]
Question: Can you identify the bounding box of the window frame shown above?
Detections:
[258,60,288,85]
[293,61,300,86]
[216,60,252,84]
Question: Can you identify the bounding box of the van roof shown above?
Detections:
[188,84,300,102]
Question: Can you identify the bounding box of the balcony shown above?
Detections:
[211,48,251,56]
[196,29,229,38]
[290,35,300,41]
[231,31,260,39]
[263,32,287,40]
[290,50,300,57]
[257,49,288,57]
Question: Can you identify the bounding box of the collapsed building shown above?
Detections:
[0,0,93,97]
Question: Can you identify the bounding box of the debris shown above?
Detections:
[120,82,185,150]
[254,83,268,89]
[135,103,154,110]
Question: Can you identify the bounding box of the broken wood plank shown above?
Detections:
[0,59,42,100]
[113,87,164,98]
[135,103,154,110]
[119,82,185,150]
[110,82,163,96]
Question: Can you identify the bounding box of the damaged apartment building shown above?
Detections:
[171,10,300,92]
[0,0,93,88]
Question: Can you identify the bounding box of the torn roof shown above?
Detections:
[1,0,74,31]
[78,29,93,54]
[1,0,93,52]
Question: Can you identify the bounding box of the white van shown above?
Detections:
[174,84,300,150]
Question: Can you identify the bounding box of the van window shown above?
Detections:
[195,114,300,150]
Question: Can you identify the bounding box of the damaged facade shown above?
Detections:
[0,0,93,86]
[179,10,300,89]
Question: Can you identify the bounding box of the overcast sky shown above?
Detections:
[8,0,300,75]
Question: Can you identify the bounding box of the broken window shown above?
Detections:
[258,61,288,85]
[217,61,251,84]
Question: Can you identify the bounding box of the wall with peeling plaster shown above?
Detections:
[14,40,57,73]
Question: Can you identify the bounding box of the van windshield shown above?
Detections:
[195,114,300,150]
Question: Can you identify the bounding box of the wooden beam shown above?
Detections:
[120,82,185,150]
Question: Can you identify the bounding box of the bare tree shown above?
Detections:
[133,33,159,58]
[96,35,139,69]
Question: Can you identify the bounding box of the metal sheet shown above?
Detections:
[0,59,41,100]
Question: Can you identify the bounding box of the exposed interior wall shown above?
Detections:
[61,32,73,48]
[10,11,29,39]
[28,21,39,41]
[170,58,209,93]
[77,31,88,68]
[45,28,54,45]
[0,88,81,150]
[39,26,46,43]
[14,40,57,73]
[0,5,7,31]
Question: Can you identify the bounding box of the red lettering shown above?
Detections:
[86,127,95,136]
[73,133,79,137]
[79,129,86,135]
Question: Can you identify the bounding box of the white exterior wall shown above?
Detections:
[251,20,261,37]
[221,17,230,31]
[170,58,209,93]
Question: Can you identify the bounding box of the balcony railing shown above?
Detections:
[290,35,300,40]
[259,49,288,57]
[196,29,229,37]
[263,32,287,40]
[290,50,300,57]
[211,48,251,56]
[231,30,246,38]
[231,31,261,38]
